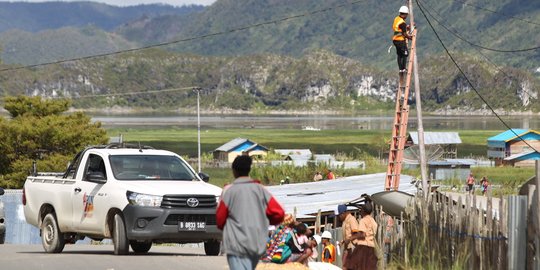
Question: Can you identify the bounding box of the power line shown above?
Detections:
[0,86,199,101]
[452,0,540,27]
[418,0,540,53]
[418,0,505,69]
[0,0,367,74]
[71,86,199,99]
[415,0,539,154]
[419,0,539,105]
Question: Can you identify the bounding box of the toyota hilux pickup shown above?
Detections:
[23,144,222,255]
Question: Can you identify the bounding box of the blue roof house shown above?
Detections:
[487,129,540,167]
[213,138,269,163]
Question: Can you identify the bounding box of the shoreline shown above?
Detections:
[67,106,540,117]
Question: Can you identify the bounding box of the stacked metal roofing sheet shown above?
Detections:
[409,132,462,145]
[214,138,249,151]
[266,173,417,218]
[275,149,312,156]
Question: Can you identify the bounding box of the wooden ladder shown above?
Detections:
[385,29,417,191]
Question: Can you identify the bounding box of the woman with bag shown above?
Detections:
[343,203,378,270]
[263,214,295,263]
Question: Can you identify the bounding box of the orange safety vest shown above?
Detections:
[322,244,336,263]
[393,16,406,41]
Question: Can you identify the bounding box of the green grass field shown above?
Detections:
[108,128,502,158]
[107,127,534,193]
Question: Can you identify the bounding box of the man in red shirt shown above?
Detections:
[326,170,335,180]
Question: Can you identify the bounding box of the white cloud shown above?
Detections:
[0,0,216,6]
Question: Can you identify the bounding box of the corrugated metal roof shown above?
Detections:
[287,154,311,161]
[214,138,249,152]
[504,151,540,161]
[409,132,462,145]
[313,154,335,163]
[428,159,476,166]
[245,143,268,152]
[487,129,536,142]
[266,173,417,218]
[275,149,312,156]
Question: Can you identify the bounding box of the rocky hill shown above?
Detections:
[0,49,537,113]
[0,0,537,113]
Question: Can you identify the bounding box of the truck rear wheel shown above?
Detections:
[41,213,65,253]
[204,240,221,256]
[0,233,4,244]
[113,213,129,255]
[130,241,152,254]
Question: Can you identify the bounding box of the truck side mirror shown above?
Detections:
[198,172,210,182]
[0,187,4,196]
[86,172,107,184]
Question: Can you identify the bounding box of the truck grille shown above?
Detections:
[161,195,217,209]
[164,214,217,225]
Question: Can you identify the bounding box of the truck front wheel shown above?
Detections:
[41,213,65,253]
[130,241,152,254]
[112,213,129,255]
[204,240,221,256]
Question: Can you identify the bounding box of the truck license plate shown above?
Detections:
[178,221,206,231]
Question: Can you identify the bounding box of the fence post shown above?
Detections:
[507,195,527,270]
[531,160,540,269]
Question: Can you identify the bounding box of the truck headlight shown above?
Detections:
[127,191,163,207]
[215,195,221,203]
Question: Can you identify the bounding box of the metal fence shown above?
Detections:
[0,190,41,244]
[380,192,519,269]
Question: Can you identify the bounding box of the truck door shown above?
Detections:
[72,153,109,234]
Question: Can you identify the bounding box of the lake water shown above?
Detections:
[92,114,540,131]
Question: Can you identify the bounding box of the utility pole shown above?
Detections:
[408,0,429,198]
[196,88,202,173]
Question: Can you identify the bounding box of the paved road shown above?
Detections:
[0,244,229,270]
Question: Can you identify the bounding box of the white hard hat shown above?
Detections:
[399,6,409,14]
[313,235,321,246]
[321,231,332,239]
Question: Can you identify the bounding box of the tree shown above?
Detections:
[0,96,108,188]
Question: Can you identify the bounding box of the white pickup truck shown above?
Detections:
[23,144,222,255]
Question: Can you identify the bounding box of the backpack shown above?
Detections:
[271,231,293,263]
[264,226,292,263]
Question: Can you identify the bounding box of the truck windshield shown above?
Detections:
[109,155,198,181]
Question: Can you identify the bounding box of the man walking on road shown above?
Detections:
[216,155,285,270]
[392,5,412,74]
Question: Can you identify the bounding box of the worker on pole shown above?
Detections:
[392,6,412,74]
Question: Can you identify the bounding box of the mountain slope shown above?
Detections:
[115,0,540,71]
[0,2,204,65]
[0,26,136,65]
[0,49,537,113]
[0,2,204,32]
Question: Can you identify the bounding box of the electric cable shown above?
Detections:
[417,0,540,53]
[415,0,539,154]
[452,0,540,27]
[71,86,199,98]
[419,0,531,100]
[0,86,199,100]
[0,0,367,73]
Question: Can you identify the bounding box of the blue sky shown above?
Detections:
[0,0,216,6]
